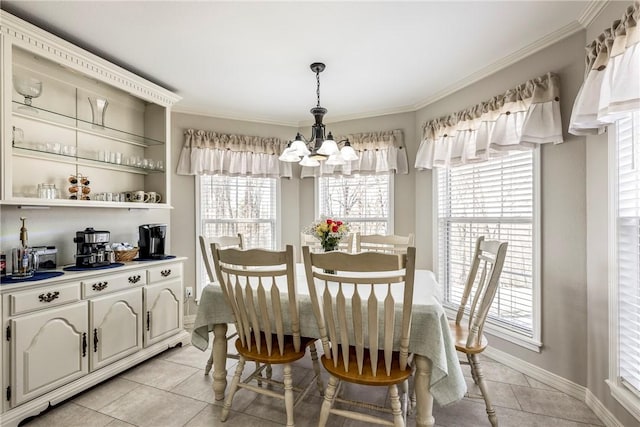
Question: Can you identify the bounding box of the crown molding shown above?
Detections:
[577,0,610,28]
[172,105,299,128]
[412,19,584,111]
[0,10,181,107]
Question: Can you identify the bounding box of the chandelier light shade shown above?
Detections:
[279,62,358,167]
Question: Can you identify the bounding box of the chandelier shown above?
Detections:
[279,62,358,167]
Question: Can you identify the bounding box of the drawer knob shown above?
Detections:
[128,275,141,284]
[160,269,171,277]
[92,282,108,291]
[38,291,60,303]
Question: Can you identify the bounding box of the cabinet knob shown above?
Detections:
[92,281,108,291]
[82,332,87,357]
[38,291,60,303]
[93,328,99,352]
[146,311,151,331]
[160,269,171,277]
[128,275,141,284]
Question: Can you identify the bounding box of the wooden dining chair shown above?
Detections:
[450,236,508,427]
[354,233,415,254]
[302,245,417,427]
[198,234,244,374]
[212,244,323,426]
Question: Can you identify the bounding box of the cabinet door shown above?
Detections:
[90,288,142,371]
[10,301,88,406]
[143,279,182,347]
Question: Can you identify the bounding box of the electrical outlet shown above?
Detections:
[185,287,193,299]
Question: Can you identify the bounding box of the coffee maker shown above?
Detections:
[138,224,167,259]
[73,227,110,268]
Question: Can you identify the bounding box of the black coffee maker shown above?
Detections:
[138,224,167,259]
[74,227,111,268]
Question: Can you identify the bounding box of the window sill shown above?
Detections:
[443,306,542,352]
[606,379,640,422]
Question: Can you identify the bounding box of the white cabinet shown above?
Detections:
[0,10,180,208]
[89,288,142,371]
[1,259,189,427]
[10,302,88,406]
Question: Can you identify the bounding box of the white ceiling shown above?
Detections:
[2,1,597,126]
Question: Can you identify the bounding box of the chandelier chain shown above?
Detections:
[316,70,321,108]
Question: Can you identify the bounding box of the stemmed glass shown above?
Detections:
[13,74,43,106]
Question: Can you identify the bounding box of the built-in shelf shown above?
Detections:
[0,197,171,209]
[12,144,164,175]
[12,100,165,147]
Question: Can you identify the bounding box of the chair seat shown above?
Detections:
[449,321,488,354]
[236,333,317,364]
[321,346,412,386]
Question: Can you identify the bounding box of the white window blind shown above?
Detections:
[437,151,536,336]
[318,175,391,234]
[200,175,277,249]
[616,111,640,396]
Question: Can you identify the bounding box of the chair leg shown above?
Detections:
[221,356,245,422]
[318,375,339,427]
[256,362,262,387]
[470,353,497,427]
[309,341,324,395]
[389,384,405,427]
[467,353,479,385]
[205,348,213,375]
[283,364,294,427]
[266,363,272,380]
[401,379,409,424]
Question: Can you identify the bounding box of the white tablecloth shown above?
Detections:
[192,264,466,406]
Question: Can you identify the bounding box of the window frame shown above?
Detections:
[607,118,640,421]
[432,148,542,352]
[195,175,281,300]
[314,174,395,235]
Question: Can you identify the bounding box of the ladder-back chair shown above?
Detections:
[212,245,323,426]
[450,236,508,427]
[355,233,415,254]
[302,245,416,427]
[198,234,244,375]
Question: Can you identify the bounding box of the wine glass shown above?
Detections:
[13,74,43,106]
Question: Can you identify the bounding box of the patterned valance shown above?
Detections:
[301,129,408,177]
[415,72,563,170]
[176,129,292,178]
[569,1,640,135]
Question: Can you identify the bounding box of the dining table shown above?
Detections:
[191,264,466,427]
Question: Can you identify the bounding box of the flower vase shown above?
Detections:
[322,241,338,274]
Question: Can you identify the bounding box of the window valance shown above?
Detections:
[301,129,408,177]
[569,1,640,135]
[415,72,563,170]
[176,129,292,178]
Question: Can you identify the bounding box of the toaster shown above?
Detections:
[33,246,57,270]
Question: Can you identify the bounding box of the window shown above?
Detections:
[196,175,278,294]
[436,150,540,348]
[317,174,392,234]
[609,111,640,420]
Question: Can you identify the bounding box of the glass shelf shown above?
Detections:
[13,143,164,175]
[12,100,165,147]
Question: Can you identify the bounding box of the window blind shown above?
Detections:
[437,151,535,336]
[200,175,277,250]
[616,111,640,395]
[318,175,391,234]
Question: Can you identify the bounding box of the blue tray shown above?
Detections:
[1,271,65,284]
[63,263,124,272]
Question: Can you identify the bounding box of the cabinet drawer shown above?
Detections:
[82,269,147,298]
[147,263,182,283]
[9,282,81,316]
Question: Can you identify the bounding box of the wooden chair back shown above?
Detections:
[455,236,508,348]
[199,234,244,282]
[302,246,416,376]
[354,233,415,254]
[300,232,355,256]
[212,244,302,355]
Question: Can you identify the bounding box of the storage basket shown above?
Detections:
[114,247,139,262]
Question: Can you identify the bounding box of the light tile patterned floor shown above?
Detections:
[20,337,604,427]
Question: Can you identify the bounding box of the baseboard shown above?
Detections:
[484,347,623,427]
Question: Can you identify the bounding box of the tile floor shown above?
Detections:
[20,335,604,427]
